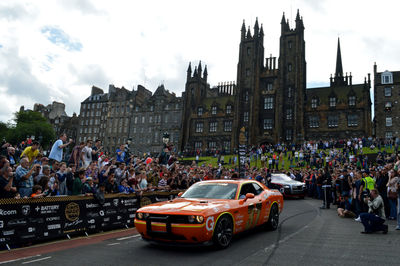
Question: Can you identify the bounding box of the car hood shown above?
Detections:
[272,178,304,186]
[138,198,232,215]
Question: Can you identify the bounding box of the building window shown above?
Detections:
[195,122,203,133]
[385,87,392,97]
[142,116,145,123]
[385,131,393,139]
[244,111,249,122]
[208,141,216,149]
[209,122,218,132]
[328,115,338,128]
[382,72,393,84]
[149,116,153,123]
[311,98,318,109]
[288,64,292,72]
[223,141,231,152]
[246,68,251,76]
[135,106,139,112]
[309,116,319,128]
[263,119,273,130]
[267,83,273,91]
[226,105,232,114]
[386,117,392,127]
[197,107,203,116]
[150,106,154,111]
[385,102,392,111]
[286,109,292,120]
[347,114,358,127]
[286,129,292,141]
[165,114,168,123]
[211,106,217,115]
[329,97,336,107]
[348,96,356,106]
[244,91,249,102]
[288,41,292,49]
[195,141,202,149]
[134,117,138,124]
[224,121,232,132]
[288,87,292,98]
[264,97,274,109]
[247,47,251,55]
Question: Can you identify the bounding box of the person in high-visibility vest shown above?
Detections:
[358,170,376,213]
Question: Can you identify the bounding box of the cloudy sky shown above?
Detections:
[0,0,399,122]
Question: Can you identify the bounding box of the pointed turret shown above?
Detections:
[254,17,259,37]
[246,26,252,38]
[296,9,300,21]
[193,66,198,77]
[281,12,286,24]
[295,9,304,31]
[198,61,202,77]
[260,23,264,37]
[335,38,343,78]
[203,65,208,82]
[241,20,246,40]
[187,62,192,79]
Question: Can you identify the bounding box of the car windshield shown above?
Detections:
[272,174,293,182]
[181,182,238,199]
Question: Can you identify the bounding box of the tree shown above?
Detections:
[6,111,55,148]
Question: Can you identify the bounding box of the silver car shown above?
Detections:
[270,173,306,199]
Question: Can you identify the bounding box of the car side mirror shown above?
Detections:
[177,192,184,197]
[245,193,255,199]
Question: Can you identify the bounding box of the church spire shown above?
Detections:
[335,38,343,78]
[241,20,246,40]
[254,17,259,36]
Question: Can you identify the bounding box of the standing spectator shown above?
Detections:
[68,142,85,167]
[20,141,40,165]
[386,170,398,220]
[0,163,17,198]
[56,162,68,195]
[396,180,400,230]
[81,140,93,168]
[91,139,103,164]
[7,147,16,168]
[115,163,126,185]
[15,158,38,197]
[116,144,126,163]
[72,168,85,195]
[49,133,73,163]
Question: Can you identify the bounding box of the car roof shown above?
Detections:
[199,179,258,185]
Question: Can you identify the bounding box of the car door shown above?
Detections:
[237,183,261,231]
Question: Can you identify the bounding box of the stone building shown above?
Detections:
[305,39,372,139]
[130,85,182,155]
[180,11,372,152]
[34,101,79,142]
[373,64,400,139]
[77,84,182,155]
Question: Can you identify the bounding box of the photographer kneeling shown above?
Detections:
[359,189,388,234]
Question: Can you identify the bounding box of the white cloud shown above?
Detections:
[0,0,399,121]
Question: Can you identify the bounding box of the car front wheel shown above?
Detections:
[212,215,233,249]
[266,204,279,230]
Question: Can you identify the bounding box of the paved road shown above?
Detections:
[2,198,399,266]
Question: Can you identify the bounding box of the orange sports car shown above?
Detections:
[134,179,284,248]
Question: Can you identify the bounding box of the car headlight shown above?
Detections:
[188,215,195,223]
[196,215,204,223]
[284,185,290,189]
[136,212,143,219]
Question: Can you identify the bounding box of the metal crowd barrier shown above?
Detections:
[0,190,183,249]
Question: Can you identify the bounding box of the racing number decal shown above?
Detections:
[206,216,214,231]
[245,203,262,229]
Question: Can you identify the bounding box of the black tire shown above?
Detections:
[212,215,234,249]
[266,204,279,231]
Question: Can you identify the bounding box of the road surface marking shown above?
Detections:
[0,255,41,265]
[116,235,140,241]
[107,243,120,246]
[22,256,51,264]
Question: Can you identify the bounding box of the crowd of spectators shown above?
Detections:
[0,134,399,233]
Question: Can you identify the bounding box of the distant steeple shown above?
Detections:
[187,62,192,79]
[246,26,252,38]
[335,38,343,78]
[203,65,208,82]
[254,17,259,36]
[241,20,246,40]
[198,61,202,77]
[260,23,264,37]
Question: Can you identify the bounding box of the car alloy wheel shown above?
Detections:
[266,204,279,230]
[213,215,233,248]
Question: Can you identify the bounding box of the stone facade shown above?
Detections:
[77,84,182,155]
[373,64,400,139]
[180,11,372,153]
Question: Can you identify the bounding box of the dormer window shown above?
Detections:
[382,71,393,84]
[348,96,356,106]
[311,98,318,109]
[197,107,203,116]
[329,97,336,108]
[211,106,217,115]
[226,105,232,114]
